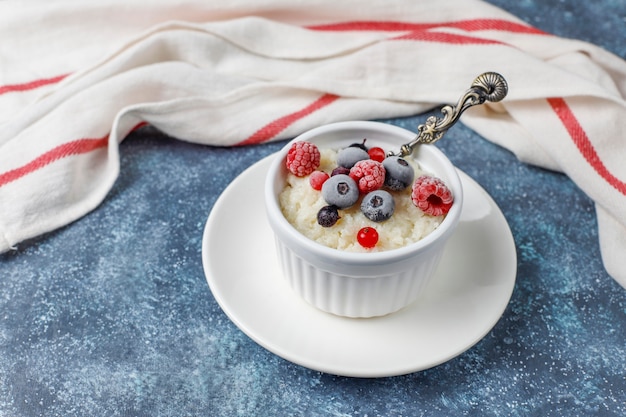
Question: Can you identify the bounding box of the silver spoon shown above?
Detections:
[391,72,508,157]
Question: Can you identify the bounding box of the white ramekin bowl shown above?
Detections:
[264,121,463,318]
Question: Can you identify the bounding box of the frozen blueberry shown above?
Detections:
[349,139,368,151]
[321,174,359,209]
[361,190,395,222]
[331,166,351,176]
[336,146,369,169]
[317,205,340,227]
[383,156,414,191]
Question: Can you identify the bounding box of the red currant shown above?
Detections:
[357,227,379,248]
[368,146,386,163]
[309,171,329,190]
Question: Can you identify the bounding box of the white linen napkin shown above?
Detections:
[1,0,625,288]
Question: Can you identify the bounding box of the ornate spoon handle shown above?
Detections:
[391,72,508,157]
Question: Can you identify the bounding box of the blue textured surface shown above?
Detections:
[2,1,626,416]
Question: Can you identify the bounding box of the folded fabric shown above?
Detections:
[1,0,625,288]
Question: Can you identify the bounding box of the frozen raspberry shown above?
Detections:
[349,159,385,193]
[411,175,454,216]
[309,171,329,190]
[286,141,321,177]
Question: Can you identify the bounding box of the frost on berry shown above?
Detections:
[349,159,385,193]
[317,205,340,227]
[286,141,321,177]
[309,171,329,190]
[411,175,454,216]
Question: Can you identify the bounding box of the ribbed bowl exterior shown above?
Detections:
[265,121,463,319]
[275,237,445,318]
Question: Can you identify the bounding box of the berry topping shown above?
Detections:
[368,146,386,163]
[336,146,369,169]
[361,190,395,222]
[349,138,368,151]
[357,227,379,248]
[309,171,329,190]
[286,141,321,177]
[349,159,385,193]
[411,175,454,216]
[321,174,359,209]
[383,156,415,191]
[331,166,351,176]
[317,205,340,227]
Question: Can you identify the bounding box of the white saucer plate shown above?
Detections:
[202,154,517,378]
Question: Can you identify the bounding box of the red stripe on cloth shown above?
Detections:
[548,97,626,195]
[0,136,109,188]
[307,19,546,35]
[0,123,148,188]
[237,93,340,145]
[0,74,69,96]
[392,30,502,45]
